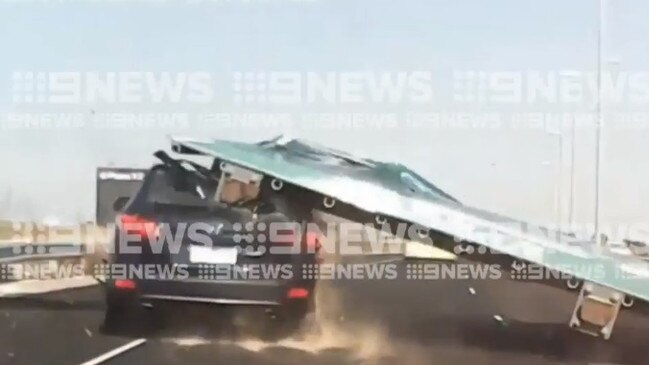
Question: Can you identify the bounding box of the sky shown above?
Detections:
[1,0,648,232]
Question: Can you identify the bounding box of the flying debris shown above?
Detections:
[164,135,649,340]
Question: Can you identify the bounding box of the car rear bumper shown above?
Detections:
[106,278,315,307]
[139,278,287,305]
[139,294,279,306]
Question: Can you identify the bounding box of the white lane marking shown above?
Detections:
[404,241,457,261]
[79,339,146,365]
[168,337,210,347]
[0,276,97,297]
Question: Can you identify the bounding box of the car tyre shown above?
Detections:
[101,290,150,335]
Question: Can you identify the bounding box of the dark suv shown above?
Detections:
[103,151,320,337]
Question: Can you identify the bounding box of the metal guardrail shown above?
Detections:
[0,242,85,264]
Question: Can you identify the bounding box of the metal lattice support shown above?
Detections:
[214,163,263,203]
[569,281,623,340]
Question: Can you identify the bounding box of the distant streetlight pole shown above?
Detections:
[547,130,564,234]
[568,116,576,229]
[593,0,605,242]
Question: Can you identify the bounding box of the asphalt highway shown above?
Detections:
[1,260,648,365]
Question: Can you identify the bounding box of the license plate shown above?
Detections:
[189,246,238,264]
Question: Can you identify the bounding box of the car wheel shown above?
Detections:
[102,303,136,333]
[101,291,148,335]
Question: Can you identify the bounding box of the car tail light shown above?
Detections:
[305,231,322,252]
[119,214,158,241]
[306,230,323,262]
[114,279,136,291]
[287,287,310,299]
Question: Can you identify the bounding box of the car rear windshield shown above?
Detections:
[145,167,212,206]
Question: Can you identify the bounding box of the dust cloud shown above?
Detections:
[165,279,432,364]
[234,281,392,357]
[166,216,433,364]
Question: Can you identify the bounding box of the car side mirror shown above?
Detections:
[113,197,130,212]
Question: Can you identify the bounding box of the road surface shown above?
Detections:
[1,261,648,365]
